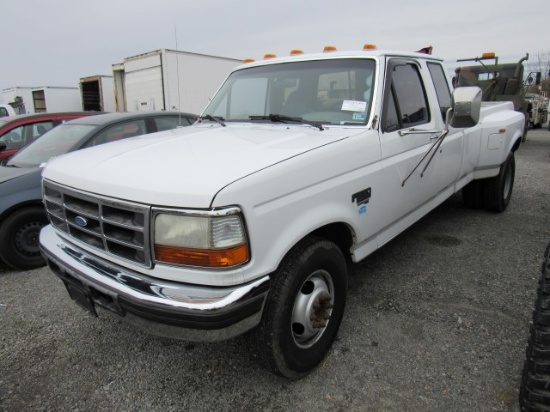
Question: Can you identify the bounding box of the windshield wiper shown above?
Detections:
[199,114,226,127]
[250,114,324,131]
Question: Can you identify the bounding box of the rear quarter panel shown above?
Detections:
[477,107,524,174]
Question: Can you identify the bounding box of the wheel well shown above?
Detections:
[310,223,354,262]
[0,201,45,225]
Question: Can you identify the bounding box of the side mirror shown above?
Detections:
[0,141,6,152]
[448,86,482,128]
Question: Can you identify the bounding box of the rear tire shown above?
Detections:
[483,153,515,213]
[0,207,48,270]
[520,243,550,411]
[256,237,347,379]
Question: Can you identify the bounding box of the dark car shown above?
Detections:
[0,112,98,161]
[0,111,197,270]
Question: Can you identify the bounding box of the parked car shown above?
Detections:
[0,111,197,270]
[0,112,98,161]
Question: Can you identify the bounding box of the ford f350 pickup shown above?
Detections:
[39,45,525,379]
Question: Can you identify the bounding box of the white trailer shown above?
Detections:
[79,75,115,112]
[112,49,241,114]
[1,86,39,114]
[31,86,81,113]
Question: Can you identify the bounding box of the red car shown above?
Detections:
[0,112,98,160]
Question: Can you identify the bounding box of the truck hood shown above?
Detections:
[43,123,363,208]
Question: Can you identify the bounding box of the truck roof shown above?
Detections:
[234,48,444,71]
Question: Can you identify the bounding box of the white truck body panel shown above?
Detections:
[31,86,81,113]
[124,53,164,112]
[117,49,241,114]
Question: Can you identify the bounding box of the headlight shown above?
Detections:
[153,209,249,268]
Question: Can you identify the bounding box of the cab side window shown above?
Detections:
[427,62,452,121]
[382,62,430,132]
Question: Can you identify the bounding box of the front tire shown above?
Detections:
[256,237,348,379]
[520,243,550,411]
[0,207,48,270]
[483,153,515,212]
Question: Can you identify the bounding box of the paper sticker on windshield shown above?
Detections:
[341,100,367,112]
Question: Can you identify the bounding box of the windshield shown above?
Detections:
[203,58,376,126]
[6,123,96,167]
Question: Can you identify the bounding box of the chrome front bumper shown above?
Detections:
[39,225,270,342]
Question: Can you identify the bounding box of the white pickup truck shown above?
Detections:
[39,46,525,379]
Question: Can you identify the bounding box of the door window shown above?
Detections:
[427,62,452,121]
[382,62,430,132]
[0,121,54,149]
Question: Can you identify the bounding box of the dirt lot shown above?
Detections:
[1,129,549,412]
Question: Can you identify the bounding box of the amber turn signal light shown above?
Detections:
[155,244,249,267]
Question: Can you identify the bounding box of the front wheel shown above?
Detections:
[0,206,48,270]
[256,237,348,379]
[483,153,515,212]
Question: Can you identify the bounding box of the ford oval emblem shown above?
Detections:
[75,216,88,227]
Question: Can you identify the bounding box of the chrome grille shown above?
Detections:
[43,180,152,267]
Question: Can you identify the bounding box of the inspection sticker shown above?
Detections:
[341,100,367,112]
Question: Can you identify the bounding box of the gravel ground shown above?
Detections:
[1,129,549,412]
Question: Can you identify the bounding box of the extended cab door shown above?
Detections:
[425,62,464,195]
[375,58,442,245]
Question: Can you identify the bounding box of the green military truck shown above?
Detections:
[455,52,540,141]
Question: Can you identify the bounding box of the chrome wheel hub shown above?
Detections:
[291,270,335,348]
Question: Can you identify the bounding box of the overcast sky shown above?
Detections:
[1,0,548,93]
